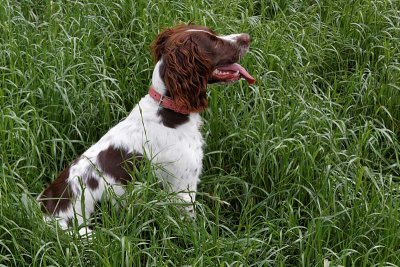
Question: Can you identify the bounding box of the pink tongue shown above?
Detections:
[218,63,255,84]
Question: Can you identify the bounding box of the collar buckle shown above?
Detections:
[158,95,164,106]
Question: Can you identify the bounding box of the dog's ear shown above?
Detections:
[162,38,212,112]
[151,27,176,62]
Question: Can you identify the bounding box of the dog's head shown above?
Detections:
[152,25,255,113]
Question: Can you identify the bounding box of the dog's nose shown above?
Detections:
[237,33,250,47]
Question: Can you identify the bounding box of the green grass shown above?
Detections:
[1,0,400,266]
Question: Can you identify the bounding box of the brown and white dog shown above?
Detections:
[38,25,255,235]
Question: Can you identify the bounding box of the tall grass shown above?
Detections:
[1,0,399,266]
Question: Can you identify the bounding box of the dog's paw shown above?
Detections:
[65,226,93,242]
[185,206,196,219]
[77,227,93,240]
[179,204,196,221]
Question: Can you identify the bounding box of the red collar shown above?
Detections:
[148,86,191,115]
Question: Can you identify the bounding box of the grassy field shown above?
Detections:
[1,0,400,266]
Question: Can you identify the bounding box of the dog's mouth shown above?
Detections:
[211,63,255,84]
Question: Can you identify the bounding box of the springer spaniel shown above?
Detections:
[38,25,255,235]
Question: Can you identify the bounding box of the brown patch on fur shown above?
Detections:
[97,146,143,185]
[157,107,189,128]
[39,165,74,215]
[86,175,99,189]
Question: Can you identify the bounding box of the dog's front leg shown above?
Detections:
[166,169,199,217]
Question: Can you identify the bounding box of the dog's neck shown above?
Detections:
[149,59,192,128]
[151,60,167,96]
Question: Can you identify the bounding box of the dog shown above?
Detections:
[38,24,255,235]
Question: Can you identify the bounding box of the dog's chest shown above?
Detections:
[147,116,204,164]
[88,99,205,185]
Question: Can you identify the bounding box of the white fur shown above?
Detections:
[218,34,243,43]
[45,61,203,230]
[185,29,212,34]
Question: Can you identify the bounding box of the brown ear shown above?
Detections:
[151,28,173,61]
[162,38,212,112]
[151,25,194,62]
